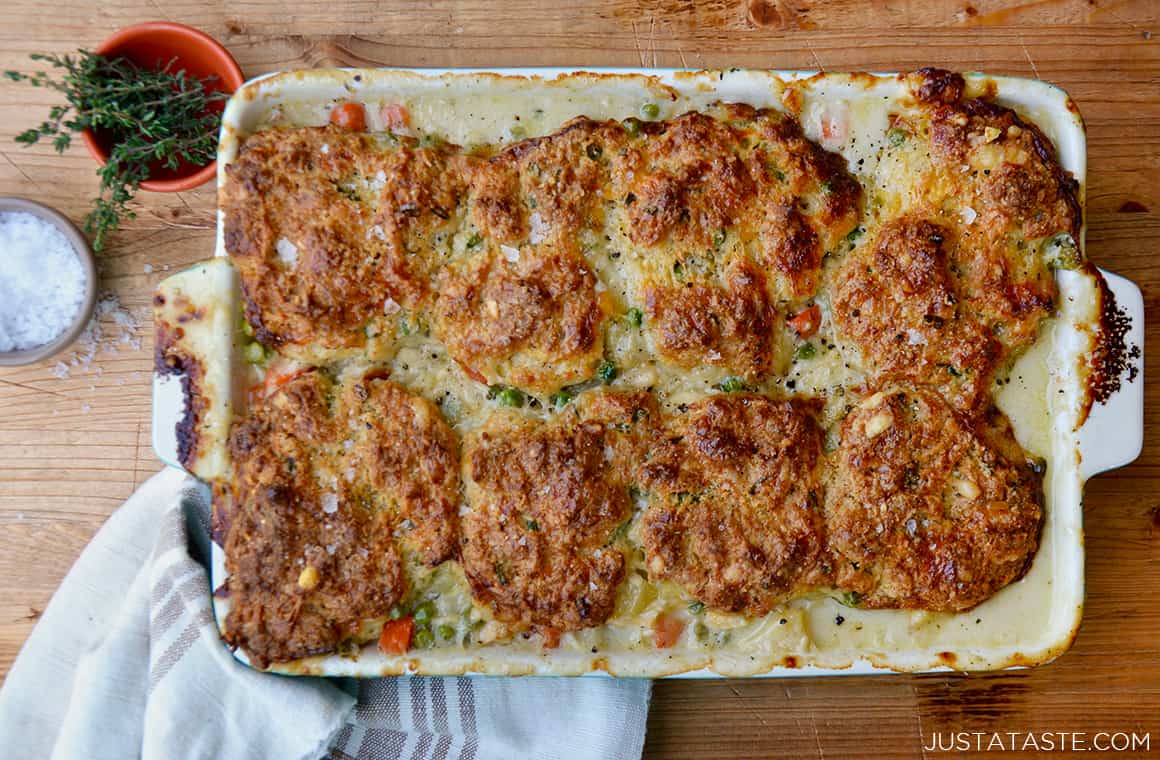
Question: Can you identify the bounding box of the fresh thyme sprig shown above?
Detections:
[5,51,226,250]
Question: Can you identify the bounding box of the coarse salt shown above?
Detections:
[529,211,549,244]
[321,492,339,514]
[275,237,299,268]
[0,211,86,352]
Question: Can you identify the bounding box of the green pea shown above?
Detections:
[640,102,660,120]
[586,143,603,160]
[622,117,642,137]
[525,518,540,532]
[509,124,526,139]
[688,601,705,615]
[887,127,908,147]
[1048,233,1081,270]
[550,389,574,409]
[412,600,437,625]
[840,591,862,608]
[412,626,435,649]
[437,624,456,641]
[242,319,255,337]
[244,341,266,365]
[716,376,746,393]
[712,229,726,250]
[626,307,644,328]
[597,360,618,384]
[466,232,482,249]
[794,342,817,361]
[496,387,525,407]
[388,605,404,620]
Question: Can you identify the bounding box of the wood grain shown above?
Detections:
[0,1,1157,756]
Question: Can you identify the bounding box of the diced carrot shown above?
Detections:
[652,612,685,649]
[788,304,822,339]
[380,103,411,132]
[263,361,309,396]
[378,617,414,655]
[329,101,367,131]
[820,110,848,144]
[541,627,561,649]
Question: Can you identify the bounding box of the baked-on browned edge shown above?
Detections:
[200,68,1083,667]
[153,289,209,471]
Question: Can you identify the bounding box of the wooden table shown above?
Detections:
[1,1,1157,756]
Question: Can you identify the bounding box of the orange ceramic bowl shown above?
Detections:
[81,22,244,192]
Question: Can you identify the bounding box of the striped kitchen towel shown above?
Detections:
[0,468,651,760]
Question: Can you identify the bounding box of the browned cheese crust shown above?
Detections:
[222,371,459,667]
[833,216,1001,411]
[638,394,830,615]
[433,239,606,391]
[459,390,658,633]
[222,107,859,387]
[221,126,465,355]
[611,104,860,380]
[831,70,1080,413]
[825,384,1043,612]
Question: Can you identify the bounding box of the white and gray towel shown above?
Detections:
[0,468,651,760]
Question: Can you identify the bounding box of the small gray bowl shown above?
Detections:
[0,197,98,367]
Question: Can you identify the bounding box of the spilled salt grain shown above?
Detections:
[50,294,146,378]
[0,211,86,352]
[143,263,154,274]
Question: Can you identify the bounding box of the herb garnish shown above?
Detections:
[6,51,227,250]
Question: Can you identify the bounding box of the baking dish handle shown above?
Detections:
[1078,268,1144,480]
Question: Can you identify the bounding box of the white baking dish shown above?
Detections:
[152,67,1144,678]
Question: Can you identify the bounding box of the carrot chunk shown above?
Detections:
[378,617,415,655]
[788,304,822,339]
[652,613,685,649]
[329,101,367,131]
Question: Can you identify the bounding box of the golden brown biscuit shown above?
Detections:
[458,391,656,633]
[826,384,1043,611]
[639,394,829,615]
[222,371,459,666]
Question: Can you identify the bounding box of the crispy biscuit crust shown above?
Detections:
[639,394,830,615]
[459,391,656,632]
[222,371,459,666]
[826,384,1043,612]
